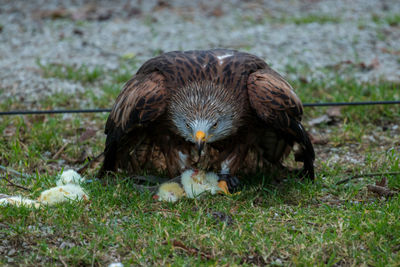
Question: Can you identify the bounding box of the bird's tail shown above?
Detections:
[97,135,119,178]
[290,120,315,180]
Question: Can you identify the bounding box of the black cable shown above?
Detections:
[303,100,400,107]
[0,108,111,116]
[0,100,399,116]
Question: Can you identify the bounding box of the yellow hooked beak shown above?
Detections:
[195,130,206,156]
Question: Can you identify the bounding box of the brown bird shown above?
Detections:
[98,49,315,191]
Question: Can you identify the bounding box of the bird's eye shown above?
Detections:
[185,123,190,129]
[212,122,218,129]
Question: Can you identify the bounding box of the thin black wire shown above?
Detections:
[0,100,399,116]
[303,100,400,107]
[0,108,111,116]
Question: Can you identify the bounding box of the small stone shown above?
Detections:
[59,241,75,249]
[8,248,16,256]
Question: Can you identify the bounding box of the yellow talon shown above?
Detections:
[217,180,230,195]
[219,180,238,196]
[218,180,241,196]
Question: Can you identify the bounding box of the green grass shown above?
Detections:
[294,78,400,122]
[0,64,400,266]
[36,61,104,84]
[239,13,341,27]
[372,13,400,26]
[286,14,341,25]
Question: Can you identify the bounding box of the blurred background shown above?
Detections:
[1,0,399,104]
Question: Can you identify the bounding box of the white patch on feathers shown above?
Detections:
[220,157,233,175]
[178,151,188,171]
[0,196,41,208]
[181,169,221,198]
[216,53,234,65]
[156,182,185,202]
[38,184,89,205]
[57,169,85,186]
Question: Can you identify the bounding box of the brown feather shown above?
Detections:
[107,72,167,132]
[247,68,303,126]
[247,68,315,178]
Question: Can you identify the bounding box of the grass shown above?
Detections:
[36,61,104,84]
[285,14,341,25]
[372,13,400,26]
[240,13,341,26]
[0,62,400,266]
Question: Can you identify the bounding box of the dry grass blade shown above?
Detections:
[78,128,97,142]
[77,152,104,174]
[375,177,388,187]
[167,240,213,260]
[74,147,92,164]
[367,176,397,198]
[1,176,31,191]
[367,185,396,197]
[336,171,400,185]
[58,255,68,267]
[0,165,30,178]
[309,133,329,145]
[53,142,70,159]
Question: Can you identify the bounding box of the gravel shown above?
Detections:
[0,0,399,105]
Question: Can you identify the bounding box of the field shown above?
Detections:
[1,0,400,266]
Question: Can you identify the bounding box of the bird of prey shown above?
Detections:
[98,49,315,192]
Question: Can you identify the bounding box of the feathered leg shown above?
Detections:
[216,144,250,193]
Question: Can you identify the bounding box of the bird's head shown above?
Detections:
[168,81,242,155]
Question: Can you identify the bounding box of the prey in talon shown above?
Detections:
[154,169,236,203]
[98,49,315,194]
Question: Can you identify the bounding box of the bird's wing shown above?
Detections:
[98,71,168,176]
[247,68,303,128]
[247,68,315,178]
[105,71,167,134]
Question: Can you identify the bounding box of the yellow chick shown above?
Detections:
[38,184,89,205]
[181,169,222,198]
[153,182,185,202]
[56,169,85,186]
[0,196,41,208]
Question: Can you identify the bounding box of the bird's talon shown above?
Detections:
[217,180,231,195]
[218,174,240,193]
